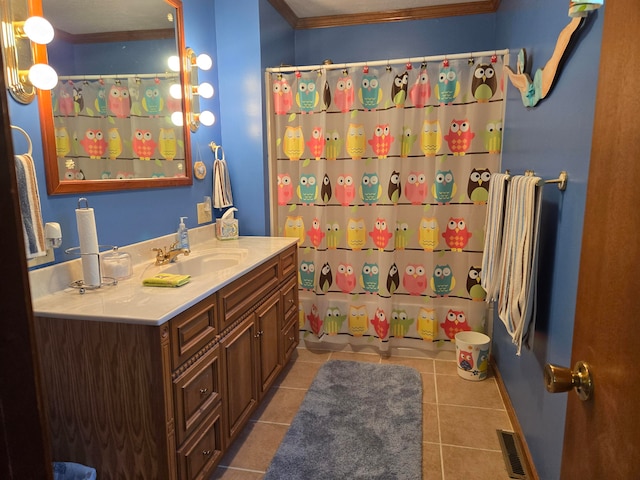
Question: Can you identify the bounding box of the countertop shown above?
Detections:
[30,228,297,326]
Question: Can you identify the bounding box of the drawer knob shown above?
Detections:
[202,449,212,456]
[289,336,295,341]
[288,298,295,304]
[254,330,264,338]
[199,388,209,395]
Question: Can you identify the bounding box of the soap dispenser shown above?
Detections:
[177,217,190,250]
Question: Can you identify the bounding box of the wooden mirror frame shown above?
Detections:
[31,0,193,194]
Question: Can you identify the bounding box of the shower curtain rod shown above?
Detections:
[57,72,179,81]
[266,49,510,73]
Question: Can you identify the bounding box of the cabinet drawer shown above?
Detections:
[171,295,218,369]
[282,315,299,363]
[219,256,279,332]
[174,345,222,445]
[281,277,298,318]
[177,404,223,480]
[279,245,297,280]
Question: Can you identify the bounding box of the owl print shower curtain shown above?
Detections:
[269,54,507,354]
[51,77,186,181]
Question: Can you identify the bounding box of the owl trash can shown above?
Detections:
[455,331,491,381]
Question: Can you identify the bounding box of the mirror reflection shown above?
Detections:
[37,0,192,193]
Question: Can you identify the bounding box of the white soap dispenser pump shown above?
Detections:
[177,216,190,250]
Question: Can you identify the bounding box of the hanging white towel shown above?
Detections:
[13,126,46,259]
[211,143,234,208]
[481,172,509,302]
[495,175,543,355]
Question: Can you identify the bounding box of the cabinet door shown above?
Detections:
[221,317,258,445]
[255,290,283,399]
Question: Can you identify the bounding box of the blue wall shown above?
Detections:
[8,3,604,477]
[493,2,603,478]
[294,14,496,65]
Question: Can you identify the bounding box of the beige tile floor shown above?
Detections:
[211,348,514,480]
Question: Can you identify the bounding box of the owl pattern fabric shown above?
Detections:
[52,77,186,181]
[270,55,508,352]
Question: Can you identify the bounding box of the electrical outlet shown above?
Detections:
[197,202,213,224]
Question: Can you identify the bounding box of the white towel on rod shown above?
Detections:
[211,143,234,208]
[496,175,543,355]
[12,126,46,259]
[481,172,509,301]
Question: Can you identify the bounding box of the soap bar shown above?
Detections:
[142,273,191,287]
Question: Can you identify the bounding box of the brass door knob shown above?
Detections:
[544,361,593,401]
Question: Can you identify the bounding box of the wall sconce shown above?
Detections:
[184,47,214,131]
[0,0,58,104]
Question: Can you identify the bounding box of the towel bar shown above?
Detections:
[503,170,568,191]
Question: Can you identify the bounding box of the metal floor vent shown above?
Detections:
[497,430,528,479]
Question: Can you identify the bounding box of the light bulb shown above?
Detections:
[23,16,54,45]
[169,83,182,99]
[196,54,212,71]
[28,64,58,90]
[198,82,214,99]
[171,111,184,126]
[167,55,180,72]
[199,110,215,126]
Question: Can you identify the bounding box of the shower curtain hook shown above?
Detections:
[468,53,475,66]
[491,51,498,63]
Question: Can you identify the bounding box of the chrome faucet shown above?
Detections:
[153,242,190,265]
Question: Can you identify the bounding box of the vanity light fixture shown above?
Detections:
[193,53,212,71]
[0,0,58,103]
[184,48,214,131]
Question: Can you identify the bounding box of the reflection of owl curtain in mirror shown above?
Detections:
[52,76,185,181]
[269,54,507,355]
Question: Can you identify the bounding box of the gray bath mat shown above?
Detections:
[264,359,423,480]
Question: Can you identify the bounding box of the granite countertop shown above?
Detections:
[30,226,296,326]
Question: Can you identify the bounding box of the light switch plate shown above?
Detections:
[197,202,213,224]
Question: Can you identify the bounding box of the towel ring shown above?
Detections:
[210,141,225,162]
[10,125,33,156]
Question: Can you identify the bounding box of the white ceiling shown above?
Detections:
[42,0,175,35]
[42,0,489,35]
[284,0,486,18]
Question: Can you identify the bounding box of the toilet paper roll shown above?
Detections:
[76,207,101,286]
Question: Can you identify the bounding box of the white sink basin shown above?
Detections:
[160,248,248,277]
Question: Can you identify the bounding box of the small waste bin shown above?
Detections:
[53,462,97,480]
[455,331,491,381]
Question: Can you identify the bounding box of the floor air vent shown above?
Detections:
[497,430,528,479]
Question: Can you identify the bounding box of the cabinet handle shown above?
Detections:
[199,387,209,395]
[254,330,264,338]
[288,298,295,304]
[202,450,212,456]
[289,336,295,341]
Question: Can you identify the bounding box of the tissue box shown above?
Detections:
[216,218,238,240]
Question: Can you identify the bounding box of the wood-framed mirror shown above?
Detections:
[32,0,192,195]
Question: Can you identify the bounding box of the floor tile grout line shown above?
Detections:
[433,366,446,480]
[216,465,266,474]
[437,402,508,412]
[440,442,504,453]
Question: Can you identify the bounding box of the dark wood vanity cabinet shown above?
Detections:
[34,244,298,480]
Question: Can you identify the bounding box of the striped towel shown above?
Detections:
[481,172,509,302]
[211,143,234,208]
[15,153,46,259]
[495,175,543,355]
